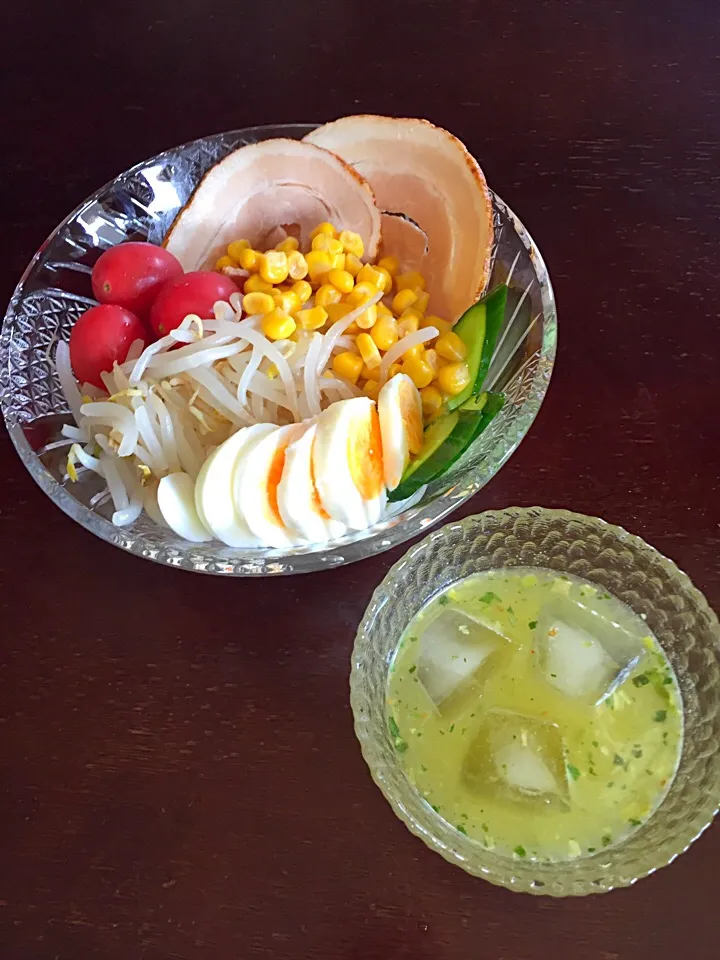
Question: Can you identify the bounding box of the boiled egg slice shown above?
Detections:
[312,397,386,530]
[234,422,308,548]
[377,373,424,490]
[157,472,212,542]
[195,423,277,548]
[277,422,347,544]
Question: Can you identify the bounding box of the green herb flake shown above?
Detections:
[408,665,416,674]
[613,754,625,766]
[628,818,642,827]
[479,591,501,604]
[600,593,611,600]
[587,847,596,853]
[438,595,450,606]
[514,845,527,858]
[592,741,599,748]
[567,763,581,781]
[663,676,673,685]
[388,716,400,739]
[481,822,489,832]
[632,674,650,687]
[654,710,667,723]
[528,620,538,630]
[431,803,440,813]
[460,812,469,820]
[632,747,643,759]
[456,824,468,835]
[602,835,612,847]
[420,765,428,773]
[448,723,455,733]
[507,605,515,615]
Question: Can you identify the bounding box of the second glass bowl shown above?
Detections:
[350,507,720,895]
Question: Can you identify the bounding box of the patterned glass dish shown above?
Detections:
[350,507,720,895]
[0,125,556,576]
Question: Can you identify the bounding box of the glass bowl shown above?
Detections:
[0,125,556,576]
[350,507,720,895]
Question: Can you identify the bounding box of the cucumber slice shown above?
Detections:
[474,284,508,393]
[460,391,488,414]
[447,302,486,410]
[448,284,508,409]
[388,393,505,502]
[395,410,459,487]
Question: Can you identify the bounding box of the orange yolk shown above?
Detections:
[267,445,288,526]
[348,406,384,500]
[399,381,424,455]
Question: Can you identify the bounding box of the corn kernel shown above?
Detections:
[398,310,421,336]
[370,314,399,352]
[355,304,377,330]
[403,341,425,362]
[348,281,379,305]
[291,279,313,303]
[414,290,430,314]
[357,264,385,289]
[243,291,275,315]
[356,332,382,370]
[402,354,435,389]
[330,252,346,271]
[437,361,471,396]
[344,253,364,277]
[262,308,296,341]
[420,385,444,418]
[239,248,261,271]
[332,351,363,384]
[311,233,332,252]
[361,362,381,382]
[362,380,381,401]
[376,301,394,318]
[326,302,356,324]
[215,255,236,270]
[388,361,403,379]
[436,331,468,362]
[395,271,426,292]
[227,239,250,261]
[315,283,343,308]
[272,289,301,314]
[294,305,328,331]
[305,250,332,283]
[275,236,299,254]
[345,320,361,335]
[328,268,354,294]
[425,348,439,373]
[377,255,400,276]
[423,314,453,336]
[244,274,274,294]
[338,230,364,258]
[259,250,289,285]
[375,266,393,293]
[310,221,337,241]
[287,251,309,280]
[392,288,418,314]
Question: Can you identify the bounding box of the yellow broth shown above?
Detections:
[387,567,683,862]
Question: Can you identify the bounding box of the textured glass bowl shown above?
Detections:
[0,125,556,576]
[350,507,720,895]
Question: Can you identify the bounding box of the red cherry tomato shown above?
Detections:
[149,271,239,337]
[69,304,146,389]
[91,242,183,318]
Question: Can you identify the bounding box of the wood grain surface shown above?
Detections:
[2,1,720,957]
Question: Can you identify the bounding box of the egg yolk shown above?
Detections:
[348,406,384,501]
[399,381,424,455]
[267,445,288,526]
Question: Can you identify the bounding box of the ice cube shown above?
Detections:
[537,597,645,705]
[417,609,507,712]
[462,709,570,809]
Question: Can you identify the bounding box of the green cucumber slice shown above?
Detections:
[474,284,508,393]
[447,301,486,410]
[460,392,488,414]
[388,393,505,502]
[448,284,508,409]
[394,410,459,487]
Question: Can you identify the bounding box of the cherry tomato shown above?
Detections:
[149,271,239,337]
[69,304,146,389]
[91,242,183,318]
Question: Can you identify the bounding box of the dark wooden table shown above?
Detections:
[3,1,720,957]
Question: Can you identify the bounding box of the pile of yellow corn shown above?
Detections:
[215,222,471,421]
